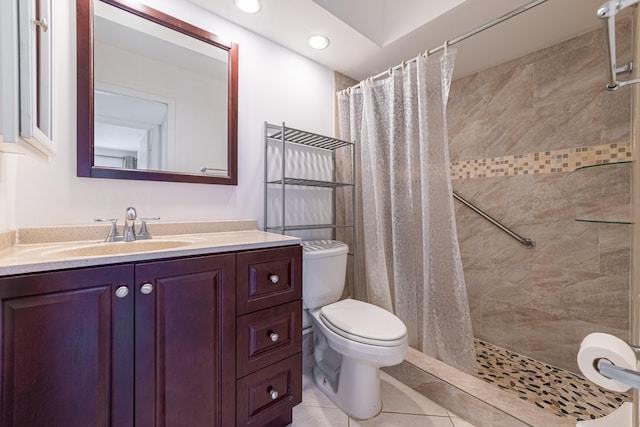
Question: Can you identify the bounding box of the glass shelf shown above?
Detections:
[573,160,632,171]
[575,219,632,225]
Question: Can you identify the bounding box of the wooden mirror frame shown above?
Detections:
[76,0,238,184]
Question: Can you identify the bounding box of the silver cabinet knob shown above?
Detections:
[269,274,279,284]
[115,286,129,298]
[140,283,154,295]
[269,389,279,400]
[269,332,279,342]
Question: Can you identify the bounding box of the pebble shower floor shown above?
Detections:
[475,339,631,422]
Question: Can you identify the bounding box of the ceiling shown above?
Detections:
[188,0,608,81]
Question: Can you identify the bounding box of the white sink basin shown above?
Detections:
[47,240,192,258]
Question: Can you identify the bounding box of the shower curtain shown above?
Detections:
[337,49,476,374]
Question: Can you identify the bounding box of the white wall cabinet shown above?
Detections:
[0,0,55,157]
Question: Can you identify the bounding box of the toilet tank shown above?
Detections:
[302,240,349,310]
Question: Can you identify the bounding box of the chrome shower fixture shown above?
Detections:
[597,0,640,90]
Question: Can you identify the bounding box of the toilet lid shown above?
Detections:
[319,299,407,347]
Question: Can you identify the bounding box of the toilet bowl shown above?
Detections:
[302,240,408,420]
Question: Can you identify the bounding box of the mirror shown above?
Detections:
[76,0,238,184]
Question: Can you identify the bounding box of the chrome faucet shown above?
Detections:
[96,207,158,242]
[123,207,137,242]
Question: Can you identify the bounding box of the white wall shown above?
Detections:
[12,0,335,227]
[0,154,17,231]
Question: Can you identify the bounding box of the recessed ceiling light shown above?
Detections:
[234,0,261,13]
[307,35,330,50]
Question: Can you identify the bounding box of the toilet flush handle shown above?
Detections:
[269,274,279,284]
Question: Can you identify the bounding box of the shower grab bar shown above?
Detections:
[453,192,536,249]
[597,359,640,390]
[597,0,640,90]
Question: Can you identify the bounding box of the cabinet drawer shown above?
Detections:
[237,300,302,377]
[237,245,302,315]
[236,353,302,427]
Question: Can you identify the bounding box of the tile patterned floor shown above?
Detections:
[292,369,475,426]
[475,339,632,422]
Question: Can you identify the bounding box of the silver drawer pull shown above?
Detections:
[140,283,154,295]
[115,286,129,298]
[269,332,279,342]
[269,274,279,284]
[269,389,279,400]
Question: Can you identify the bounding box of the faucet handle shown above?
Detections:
[138,217,160,240]
[95,218,121,242]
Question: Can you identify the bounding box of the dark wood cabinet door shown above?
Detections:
[0,264,134,427]
[134,254,235,427]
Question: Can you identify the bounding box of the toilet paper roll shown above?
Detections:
[577,332,638,393]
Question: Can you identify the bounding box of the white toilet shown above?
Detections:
[301,240,408,420]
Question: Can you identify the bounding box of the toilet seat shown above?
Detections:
[319,299,407,347]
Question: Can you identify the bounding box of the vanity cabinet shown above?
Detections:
[0,263,134,427]
[0,244,302,427]
[133,254,236,427]
[236,246,303,426]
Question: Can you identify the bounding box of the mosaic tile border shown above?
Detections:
[451,142,633,180]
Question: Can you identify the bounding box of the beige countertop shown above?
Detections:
[0,220,301,276]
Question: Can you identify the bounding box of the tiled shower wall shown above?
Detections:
[447,19,633,374]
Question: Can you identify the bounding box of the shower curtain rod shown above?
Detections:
[344,0,548,92]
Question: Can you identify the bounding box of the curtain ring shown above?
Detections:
[443,40,450,54]
[402,60,407,70]
[388,67,393,76]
